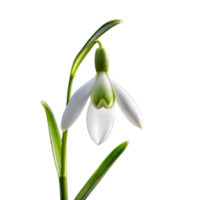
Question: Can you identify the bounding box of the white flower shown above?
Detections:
[61,46,143,145]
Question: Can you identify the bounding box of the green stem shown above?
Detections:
[95,40,102,47]
[58,129,70,200]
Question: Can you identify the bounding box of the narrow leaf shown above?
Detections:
[41,101,62,177]
[75,141,129,200]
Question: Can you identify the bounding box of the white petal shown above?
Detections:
[61,76,96,131]
[108,75,144,129]
[86,102,115,145]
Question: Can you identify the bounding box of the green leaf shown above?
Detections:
[41,101,62,177]
[75,141,129,200]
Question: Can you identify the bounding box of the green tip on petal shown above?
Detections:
[90,72,115,109]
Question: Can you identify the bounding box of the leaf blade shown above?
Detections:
[41,101,62,177]
[75,141,129,200]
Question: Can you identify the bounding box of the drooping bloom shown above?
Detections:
[61,45,143,145]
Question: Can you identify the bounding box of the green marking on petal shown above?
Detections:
[91,72,114,109]
[112,89,116,105]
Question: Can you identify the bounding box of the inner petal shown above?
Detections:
[90,72,114,109]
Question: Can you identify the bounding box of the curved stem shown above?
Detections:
[95,40,103,47]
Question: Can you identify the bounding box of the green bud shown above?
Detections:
[95,47,109,72]
[91,72,115,109]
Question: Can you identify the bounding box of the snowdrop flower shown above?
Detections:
[61,44,143,145]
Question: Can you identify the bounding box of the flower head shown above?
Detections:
[61,44,143,145]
